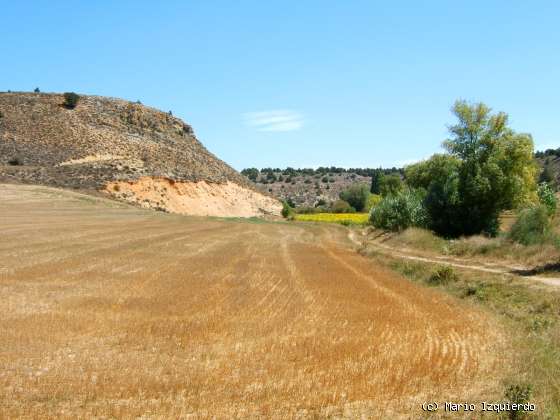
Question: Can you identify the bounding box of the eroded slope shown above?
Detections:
[0,92,279,216]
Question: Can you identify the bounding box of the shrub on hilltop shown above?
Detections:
[63,92,80,109]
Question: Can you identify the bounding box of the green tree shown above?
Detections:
[281,201,294,219]
[339,183,370,212]
[406,154,463,236]
[241,168,259,182]
[405,154,460,191]
[379,174,403,196]
[443,100,537,236]
[370,168,384,194]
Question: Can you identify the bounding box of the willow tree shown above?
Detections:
[406,101,538,237]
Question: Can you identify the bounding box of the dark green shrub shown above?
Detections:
[63,92,80,109]
[330,200,355,213]
[339,184,369,212]
[281,201,294,219]
[427,265,457,285]
[370,189,427,231]
[370,169,384,194]
[34,87,40,93]
[509,205,551,245]
[241,168,259,182]
[504,383,532,419]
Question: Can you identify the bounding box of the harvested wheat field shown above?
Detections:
[0,184,509,418]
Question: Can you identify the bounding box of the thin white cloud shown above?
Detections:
[243,110,304,132]
[394,158,422,167]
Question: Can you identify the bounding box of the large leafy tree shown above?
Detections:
[407,101,537,237]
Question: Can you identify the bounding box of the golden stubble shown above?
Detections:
[0,184,509,418]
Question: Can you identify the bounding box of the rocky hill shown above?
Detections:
[242,167,402,208]
[536,148,560,188]
[0,92,281,217]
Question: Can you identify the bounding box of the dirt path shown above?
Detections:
[0,184,509,418]
[350,230,560,288]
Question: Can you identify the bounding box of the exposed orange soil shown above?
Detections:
[105,176,282,217]
[0,184,509,418]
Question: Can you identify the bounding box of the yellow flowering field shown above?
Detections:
[294,212,369,225]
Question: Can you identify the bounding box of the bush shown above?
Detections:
[339,183,369,212]
[537,182,557,216]
[63,92,80,109]
[504,383,532,419]
[281,201,294,220]
[427,265,457,285]
[365,194,382,212]
[370,189,427,231]
[330,200,355,213]
[509,205,551,245]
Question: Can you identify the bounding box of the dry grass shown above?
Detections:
[371,225,560,270]
[0,184,509,418]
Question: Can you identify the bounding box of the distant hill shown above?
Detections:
[0,92,280,217]
[243,146,559,208]
[242,167,403,207]
[536,148,560,188]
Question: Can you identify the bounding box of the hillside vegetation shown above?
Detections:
[242,166,401,208]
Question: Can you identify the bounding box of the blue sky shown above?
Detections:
[2,1,559,170]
